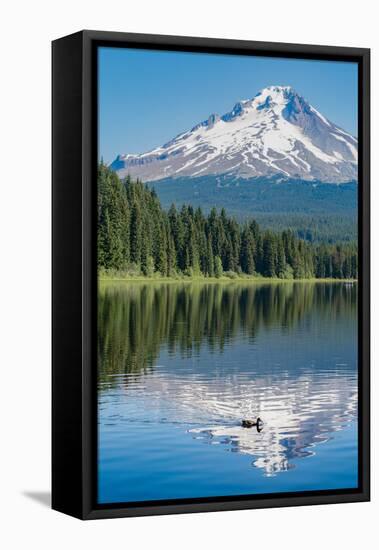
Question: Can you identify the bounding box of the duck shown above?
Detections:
[241,417,263,431]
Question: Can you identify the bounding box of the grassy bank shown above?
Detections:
[99,273,357,285]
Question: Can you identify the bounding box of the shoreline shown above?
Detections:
[99,275,357,285]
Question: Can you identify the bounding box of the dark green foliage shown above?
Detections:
[98,163,130,270]
[214,256,223,278]
[263,232,277,277]
[152,175,358,243]
[240,225,255,275]
[98,164,357,279]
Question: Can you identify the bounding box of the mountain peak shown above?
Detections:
[257,84,296,96]
[252,85,302,109]
[221,86,305,120]
[110,85,358,184]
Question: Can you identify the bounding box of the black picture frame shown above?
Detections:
[52,30,370,520]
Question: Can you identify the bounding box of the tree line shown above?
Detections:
[98,163,357,279]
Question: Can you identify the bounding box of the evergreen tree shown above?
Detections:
[263,233,276,277]
[276,240,287,278]
[205,234,214,276]
[130,202,142,266]
[97,163,129,270]
[240,226,255,274]
[97,164,358,281]
[156,219,168,275]
[214,255,223,278]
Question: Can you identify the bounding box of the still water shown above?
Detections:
[98,281,358,504]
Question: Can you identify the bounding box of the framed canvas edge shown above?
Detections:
[53,30,370,520]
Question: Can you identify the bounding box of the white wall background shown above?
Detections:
[0,1,376,548]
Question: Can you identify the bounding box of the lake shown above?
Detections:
[98,281,358,504]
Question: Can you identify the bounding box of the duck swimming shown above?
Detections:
[241,417,263,432]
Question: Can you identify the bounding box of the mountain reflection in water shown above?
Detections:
[98,281,358,501]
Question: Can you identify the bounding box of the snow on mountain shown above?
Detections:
[110,85,358,183]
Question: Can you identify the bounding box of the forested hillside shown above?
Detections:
[98,164,357,279]
[152,175,357,243]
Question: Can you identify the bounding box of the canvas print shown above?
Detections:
[97,47,358,505]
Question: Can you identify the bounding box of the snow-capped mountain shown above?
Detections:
[110,85,358,183]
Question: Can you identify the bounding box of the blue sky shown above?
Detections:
[99,47,358,163]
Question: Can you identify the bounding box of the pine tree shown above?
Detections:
[240,226,255,274]
[97,164,357,282]
[167,232,176,276]
[263,233,276,277]
[276,240,287,278]
[97,163,129,271]
[130,202,142,266]
[214,255,223,278]
[156,219,168,276]
[169,204,185,272]
[205,234,214,276]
